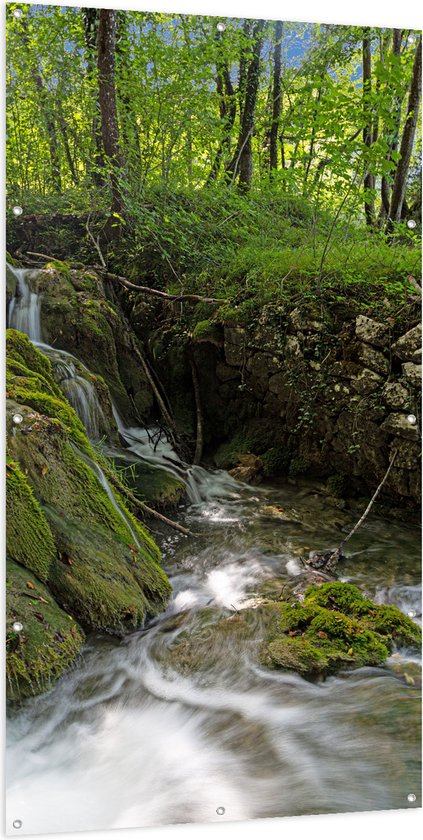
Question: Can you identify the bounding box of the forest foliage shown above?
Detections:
[5,3,422,305]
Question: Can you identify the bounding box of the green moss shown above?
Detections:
[289,455,310,477]
[261,447,290,477]
[6,459,56,582]
[6,559,85,702]
[261,582,421,678]
[326,475,348,498]
[191,319,222,345]
[264,636,327,674]
[6,331,171,646]
[214,423,273,469]
[45,259,71,279]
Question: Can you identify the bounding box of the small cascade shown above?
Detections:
[7,265,107,441]
[46,348,106,441]
[112,407,247,507]
[7,266,42,342]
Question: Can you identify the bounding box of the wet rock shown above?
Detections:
[382,381,411,410]
[261,582,421,678]
[402,362,421,388]
[224,326,246,367]
[358,344,389,375]
[351,368,383,395]
[229,453,263,483]
[355,314,387,348]
[380,413,419,440]
[389,438,421,470]
[392,324,422,362]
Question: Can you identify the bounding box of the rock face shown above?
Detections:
[152,301,421,510]
[6,332,171,701]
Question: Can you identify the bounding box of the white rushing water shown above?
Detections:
[7,265,106,439]
[6,263,422,834]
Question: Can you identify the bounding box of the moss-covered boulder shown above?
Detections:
[6,331,172,699]
[26,266,154,423]
[6,559,85,701]
[261,583,421,677]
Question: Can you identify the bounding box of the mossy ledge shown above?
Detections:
[6,330,172,701]
[260,582,421,677]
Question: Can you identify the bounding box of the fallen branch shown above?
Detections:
[104,271,226,304]
[127,334,179,451]
[339,448,398,549]
[107,471,192,536]
[86,214,106,268]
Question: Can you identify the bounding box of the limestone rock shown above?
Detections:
[330,361,362,380]
[246,351,280,382]
[402,362,422,388]
[224,326,246,367]
[382,381,410,409]
[392,324,422,362]
[355,315,387,348]
[289,307,323,333]
[285,335,303,359]
[351,368,383,395]
[389,439,421,470]
[358,343,389,375]
[380,413,419,440]
[229,454,263,483]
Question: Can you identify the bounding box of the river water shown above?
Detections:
[5,266,422,834]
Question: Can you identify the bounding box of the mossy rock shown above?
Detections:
[6,333,171,653]
[260,582,421,678]
[191,319,222,346]
[6,459,56,582]
[6,559,85,702]
[113,458,186,510]
[28,267,153,423]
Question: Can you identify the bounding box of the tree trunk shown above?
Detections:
[389,36,422,223]
[207,27,236,184]
[380,29,403,218]
[362,29,375,226]
[97,9,125,220]
[226,19,265,190]
[116,11,143,177]
[82,8,104,184]
[269,20,283,174]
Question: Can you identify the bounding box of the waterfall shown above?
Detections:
[112,406,247,507]
[8,266,42,342]
[46,349,106,441]
[7,265,106,441]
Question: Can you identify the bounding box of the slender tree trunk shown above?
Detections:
[389,36,422,223]
[363,29,375,226]
[207,27,236,184]
[82,8,104,184]
[97,9,125,221]
[116,10,143,177]
[269,20,283,174]
[380,29,403,218]
[226,19,265,190]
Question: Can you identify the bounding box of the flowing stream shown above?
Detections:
[6,266,422,834]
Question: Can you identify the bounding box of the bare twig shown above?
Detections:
[107,471,191,536]
[86,214,106,268]
[190,356,203,465]
[339,448,399,549]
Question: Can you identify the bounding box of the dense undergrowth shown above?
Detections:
[10,186,421,317]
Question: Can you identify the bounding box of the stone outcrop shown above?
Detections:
[171,302,421,510]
